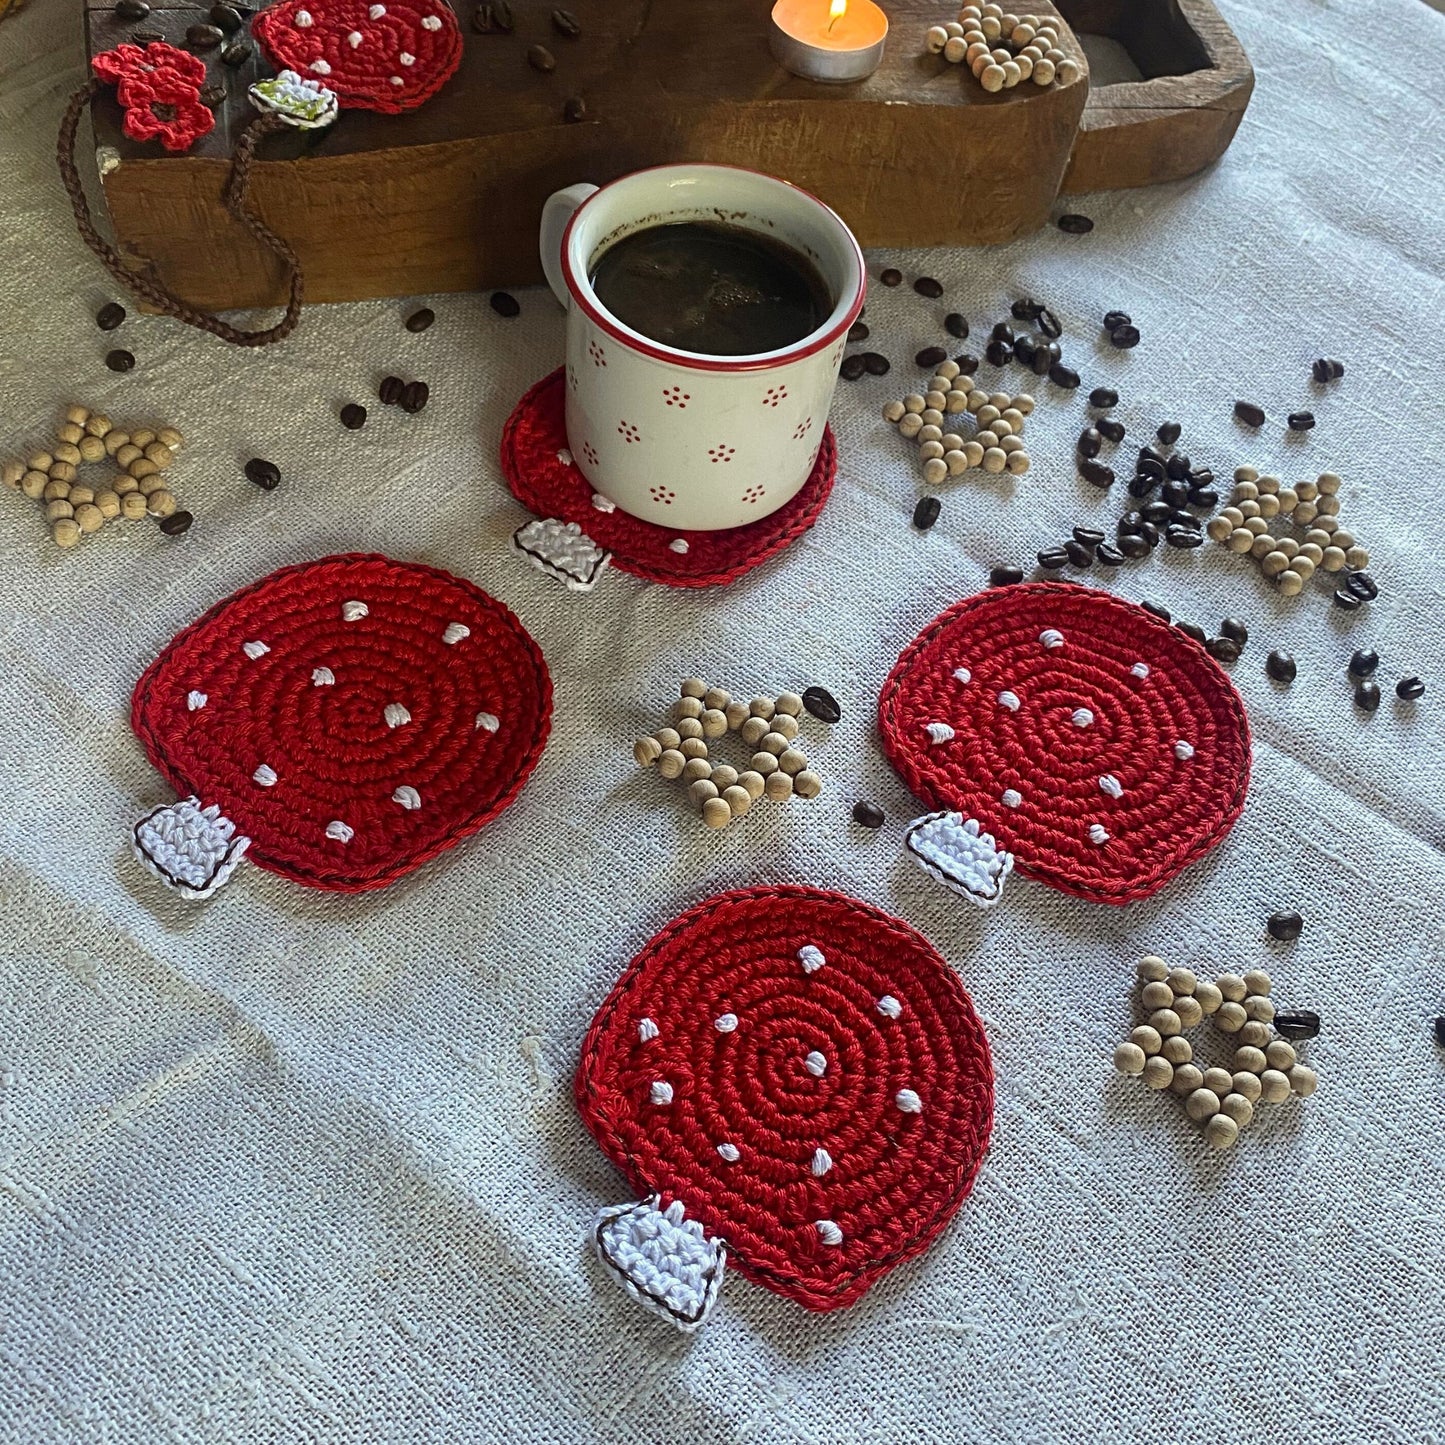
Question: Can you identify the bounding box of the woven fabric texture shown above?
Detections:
[502,369,838,587]
[577,885,993,1312]
[880,582,1251,903]
[131,553,552,891]
[3,0,1445,1440]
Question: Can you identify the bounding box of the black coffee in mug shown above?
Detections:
[589,219,833,357]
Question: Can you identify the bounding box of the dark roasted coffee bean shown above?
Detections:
[1168,508,1197,530]
[1205,636,1241,664]
[862,352,890,376]
[1118,533,1150,559]
[1118,511,1143,535]
[105,348,135,372]
[405,307,435,333]
[1165,524,1204,549]
[1057,213,1094,234]
[378,375,404,405]
[1029,345,1051,377]
[847,321,869,343]
[115,0,151,18]
[473,1,515,32]
[1266,909,1303,942]
[944,313,969,339]
[1188,466,1214,487]
[339,403,367,430]
[1219,617,1248,645]
[1187,487,1219,508]
[1156,421,1181,445]
[1311,357,1331,383]
[954,353,978,374]
[132,28,163,40]
[1127,474,1157,499]
[244,457,280,490]
[1013,335,1038,367]
[1078,459,1114,488]
[1233,399,1266,427]
[1161,481,1190,509]
[1266,649,1296,682]
[1140,500,1171,524]
[1137,459,1166,484]
[490,290,520,317]
[1109,324,1140,349]
[985,339,1013,366]
[852,800,885,829]
[1072,527,1105,546]
[1345,570,1378,600]
[1348,648,1378,678]
[1137,521,1161,548]
[563,92,585,123]
[1176,620,1206,643]
[1165,453,1191,480]
[159,510,193,536]
[1095,542,1125,567]
[200,84,226,105]
[879,267,902,287]
[1354,680,1382,712]
[1397,676,1426,699]
[1065,540,1094,568]
[1037,307,1061,339]
[1273,1009,1321,1042]
[220,39,252,64]
[401,380,430,413]
[913,276,944,299]
[1048,362,1080,389]
[1333,588,1361,611]
[96,301,126,331]
[839,354,867,381]
[185,21,224,46]
[802,686,841,723]
[1089,386,1118,408]
[1141,599,1170,622]
[1097,417,1125,443]
[915,345,947,369]
[1010,298,1040,322]
[912,495,941,530]
[989,564,1024,586]
[527,43,557,71]
[1103,310,1130,331]
[1138,443,1166,468]
[989,321,1014,343]
[209,3,244,30]
[551,7,581,37]
[1287,411,1316,431]
[1044,340,1062,363]
[1077,427,1102,459]
[1037,548,1069,570]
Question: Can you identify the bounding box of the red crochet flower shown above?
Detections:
[92,42,215,153]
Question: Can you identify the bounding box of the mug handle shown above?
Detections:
[539,183,599,309]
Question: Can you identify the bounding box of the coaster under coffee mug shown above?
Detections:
[502,369,837,590]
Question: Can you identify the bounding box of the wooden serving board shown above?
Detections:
[83,0,1251,310]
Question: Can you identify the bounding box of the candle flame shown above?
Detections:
[827,0,846,31]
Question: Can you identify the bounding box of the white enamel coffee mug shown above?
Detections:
[539,164,865,531]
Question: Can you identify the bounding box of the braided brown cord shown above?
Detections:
[57,79,304,347]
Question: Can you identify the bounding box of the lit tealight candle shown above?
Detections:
[769,0,889,83]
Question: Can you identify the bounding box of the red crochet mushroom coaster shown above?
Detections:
[253,0,462,114]
[576,886,993,1329]
[131,554,551,897]
[880,582,1251,908]
[501,369,837,589]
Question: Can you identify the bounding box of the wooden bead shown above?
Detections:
[1,460,23,490]
[676,716,704,740]
[1173,995,1203,1030]
[682,756,713,783]
[112,474,138,496]
[44,499,73,522]
[919,441,945,462]
[1130,1025,1161,1056]
[52,443,81,467]
[922,457,948,485]
[1138,955,1168,982]
[1204,1113,1239,1149]
[1287,1064,1318,1097]
[738,770,766,800]
[1005,450,1030,475]
[680,677,707,698]
[679,737,708,760]
[1055,58,1080,84]
[57,423,83,446]
[778,747,809,776]
[903,394,926,414]
[1185,1087,1220,1121]
[703,686,730,711]
[1000,60,1021,86]
[689,778,719,808]
[946,450,969,477]
[702,797,733,830]
[1217,972,1247,1001]
[51,518,81,548]
[793,769,822,798]
[120,492,148,520]
[1238,1021,1272,1049]
[78,436,106,464]
[980,62,1006,90]
[724,699,751,730]
[751,751,779,776]
[1113,1041,1146,1076]
[1230,1070,1262,1102]
[1316,470,1341,495]
[926,23,949,51]
[86,414,114,438]
[1220,1092,1253,1127]
[1031,57,1055,84]
[710,764,739,790]
[1245,969,1273,995]
[26,452,53,473]
[1292,501,1317,526]
[1320,545,1347,571]
[764,770,794,802]
[899,414,923,439]
[1248,534,1277,561]
[1193,980,1222,1014]
[1244,516,1270,536]
[770,713,799,741]
[1226,528,1255,553]
[1258,1069,1291,1104]
[982,447,1007,473]
[701,708,728,738]
[1148,1008,1182,1037]
[1161,1034,1193,1065]
[654,726,682,750]
[722,784,753,816]
[1232,1045,1267,1074]
[1345,546,1370,570]
[749,696,776,720]
[74,504,105,534]
[1261,549,1290,577]
[1141,980,1174,1010]
[1142,1056,1173,1090]
[976,404,1000,427]
[1255,493,1279,519]
[114,445,142,468]
[64,404,89,427]
[130,429,156,449]
[883,400,906,423]
[740,715,771,747]
[1202,1067,1234,1096]
[962,441,985,468]
[673,696,704,721]
[1169,1063,1203,1096]
[68,485,95,506]
[759,730,789,756]
[42,478,70,502]
[657,749,686,779]
[1265,1040,1297,1071]
[19,471,45,498]
[1244,995,1275,1023]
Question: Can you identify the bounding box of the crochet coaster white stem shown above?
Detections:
[132,796,251,900]
[593,1196,726,1333]
[904,810,1014,907]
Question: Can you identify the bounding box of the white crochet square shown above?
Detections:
[512,517,610,593]
[904,810,1014,908]
[132,797,251,901]
[593,1197,725,1333]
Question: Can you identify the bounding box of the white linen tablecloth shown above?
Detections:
[2,1,1443,1440]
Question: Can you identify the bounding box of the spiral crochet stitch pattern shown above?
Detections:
[131,554,551,892]
[880,582,1251,905]
[576,886,994,1315]
[501,370,837,588]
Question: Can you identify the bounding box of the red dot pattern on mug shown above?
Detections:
[500,369,838,588]
[576,886,994,1312]
[253,0,463,114]
[880,582,1251,904]
[662,387,690,408]
[132,554,551,891]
